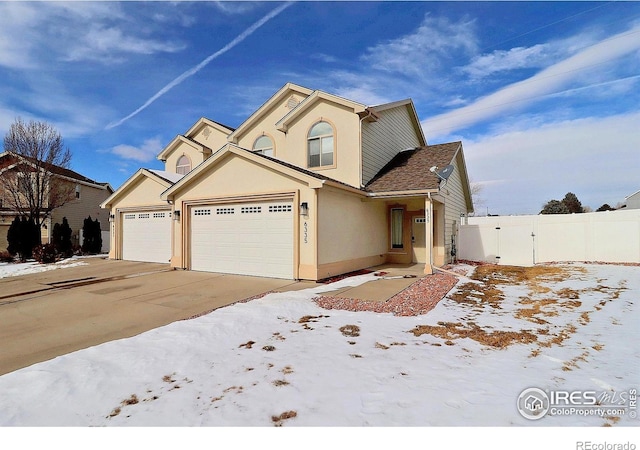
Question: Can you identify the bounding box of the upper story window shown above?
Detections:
[252,135,274,157]
[308,121,334,168]
[176,155,191,175]
[75,184,81,199]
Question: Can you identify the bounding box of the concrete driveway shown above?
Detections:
[0,257,306,376]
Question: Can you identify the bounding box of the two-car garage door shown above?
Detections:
[190,200,293,279]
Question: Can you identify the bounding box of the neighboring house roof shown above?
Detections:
[365,142,462,193]
[0,151,108,187]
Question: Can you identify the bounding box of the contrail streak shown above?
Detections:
[106,2,293,130]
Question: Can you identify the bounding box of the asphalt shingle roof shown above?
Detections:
[365,142,461,193]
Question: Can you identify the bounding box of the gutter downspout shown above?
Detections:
[358,109,376,188]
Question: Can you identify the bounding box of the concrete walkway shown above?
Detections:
[318,263,426,302]
[0,258,304,376]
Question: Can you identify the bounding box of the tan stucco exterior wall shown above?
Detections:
[316,187,387,279]
[236,99,362,188]
[163,141,207,174]
[189,123,230,153]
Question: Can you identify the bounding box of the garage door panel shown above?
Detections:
[190,201,293,279]
[122,210,171,263]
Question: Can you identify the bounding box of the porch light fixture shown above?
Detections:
[173,210,181,221]
[300,202,309,216]
[109,214,115,222]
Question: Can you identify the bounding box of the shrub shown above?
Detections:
[33,243,58,264]
[0,251,14,263]
[7,216,39,260]
[81,216,102,254]
[52,217,73,257]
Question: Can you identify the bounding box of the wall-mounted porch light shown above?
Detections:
[109,214,115,222]
[300,202,309,216]
[173,210,181,221]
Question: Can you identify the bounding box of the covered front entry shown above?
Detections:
[121,210,172,263]
[189,199,294,279]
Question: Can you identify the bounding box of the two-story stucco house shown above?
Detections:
[101,83,473,280]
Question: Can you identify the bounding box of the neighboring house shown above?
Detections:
[0,151,113,252]
[624,189,640,209]
[101,83,473,280]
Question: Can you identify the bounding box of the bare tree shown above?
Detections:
[469,181,484,215]
[1,118,73,242]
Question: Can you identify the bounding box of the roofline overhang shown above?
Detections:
[100,168,173,209]
[276,90,367,133]
[184,117,234,139]
[228,82,314,143]
[161,143,334,201]
[157,135,207,162]
[366,189,440,199]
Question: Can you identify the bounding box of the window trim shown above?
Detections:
[252,134,275,157]
[307,120,336,170]
[176,154,192,175]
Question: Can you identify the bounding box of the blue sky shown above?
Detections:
[1,1,639,215]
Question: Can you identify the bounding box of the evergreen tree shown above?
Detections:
[540,199,570,215]
[82,216,102,254]
[562,192,583,213]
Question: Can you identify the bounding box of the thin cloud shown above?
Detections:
[110,137,164,163]
[361,14,477,79]
[422,26,640,138]
[106,2,293,130]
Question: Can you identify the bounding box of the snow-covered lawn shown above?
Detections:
[1,263,638,443]
[0,256,93,278]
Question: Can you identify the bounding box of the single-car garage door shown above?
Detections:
[190,200,293,279]
[122,210,171,263]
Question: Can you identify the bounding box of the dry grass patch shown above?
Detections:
[339,324,360,337]
[262,345,276,352]
[239,340,255,349]
[375,342,389,350]
[410,322,537,348]
[272,410,297,426]
[272,379,290,387]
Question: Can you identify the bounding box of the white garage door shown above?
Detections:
[122,210,171,263]
[190,200,293,279]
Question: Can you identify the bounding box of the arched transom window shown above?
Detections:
[252,135,274,156]
[176,155,191,175]
[308,121,334,168]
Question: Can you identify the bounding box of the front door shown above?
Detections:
[412,217,427,263]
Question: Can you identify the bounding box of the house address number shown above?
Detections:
[304,222,308,244]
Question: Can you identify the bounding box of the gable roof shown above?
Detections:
[228,83,314,143]
[0,151,109,188]
[100,168,183,209]
[156,135,214,162]
[369,99,427,147]
[365,142,462,193]
[275,89,368,133]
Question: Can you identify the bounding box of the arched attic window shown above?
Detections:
[176,155,191,175]
[252,135,274,157]
[307,121,334,168]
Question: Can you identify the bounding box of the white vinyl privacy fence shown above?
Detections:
[458,209,640,266]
